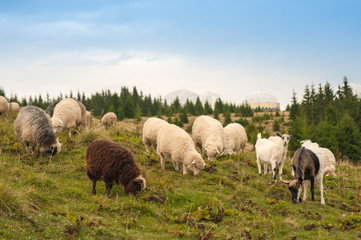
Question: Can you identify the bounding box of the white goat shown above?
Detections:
[255,133,292,181]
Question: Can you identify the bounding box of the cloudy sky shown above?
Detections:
[1,0,360,109]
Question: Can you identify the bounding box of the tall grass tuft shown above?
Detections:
[76,126,111,145]
[0,180,29,216]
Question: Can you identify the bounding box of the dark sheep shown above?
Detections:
[86,140,146,196]
[14,106,61,157]
[45,100,60,117]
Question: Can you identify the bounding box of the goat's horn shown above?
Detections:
[280,180,291,185]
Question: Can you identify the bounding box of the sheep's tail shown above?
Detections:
[257,133,262,140]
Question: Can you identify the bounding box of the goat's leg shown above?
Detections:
[310,177,315,201]
[279,162,284,181]
[264,163,268,174]
[302,181,308,201]
[256,155,262,176]
[271,161,277,181]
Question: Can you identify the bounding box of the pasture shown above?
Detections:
[0,115,360,239]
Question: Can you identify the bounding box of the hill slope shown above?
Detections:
[0,117,360,239]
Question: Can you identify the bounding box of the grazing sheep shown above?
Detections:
[85,111,93,128]
[14,106,61,157]
[157,124,205,176]
[192,115,224,161]
[77,101,87,126]
[8,102,21,112]
[0,96,9,121]
[142,117,169,152]
[223,123,248,155]
[321,147,336,177]
[86,140,146,196]
[101,112,117,129]
[51,98,84,136]
[255,133,292,181]
[45,100,60,117]
[282,143,325,204]
[300,140,337,177]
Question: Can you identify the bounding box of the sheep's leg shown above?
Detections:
[144,143,151,152]
[160,153,166,170]
[310,177,315,201]
[172,161,179,171]
[271,161,277,181]
[25,143,30,154]
[105,182,113,197]
[183,163,188,175]
[302,181,308,201]
[256,156,262,176]
[319,177,325,204]
[91,180,97,195]
[68,129,72,137]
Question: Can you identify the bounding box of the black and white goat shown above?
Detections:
[282,144,325,204]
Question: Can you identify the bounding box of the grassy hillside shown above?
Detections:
[0,115,361,239]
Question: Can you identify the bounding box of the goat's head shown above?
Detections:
[277,133,293,147]
[281,179,303,204]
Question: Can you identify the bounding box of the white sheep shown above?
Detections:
[14,106,61,157]
[142,117,169,152]
[51,98,84,137]
[192,115,224,161]
[223,123,248,155]
[300,140,336,177]
[255,133,292,181]
[8,102,21,112]
[101,112,117,129]
[0,96,9,121]
[321,147,336,177]
[157,124,205,176]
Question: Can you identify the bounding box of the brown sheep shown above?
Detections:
[86,140,146,196]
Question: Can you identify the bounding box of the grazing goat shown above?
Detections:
[255,133,292,181]
[282,146,325,204]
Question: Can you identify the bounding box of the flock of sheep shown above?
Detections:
[0,95,337,204]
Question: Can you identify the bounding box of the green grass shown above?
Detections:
[0,118,361,239]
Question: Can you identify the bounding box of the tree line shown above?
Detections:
[287,77,361,162]
[0,86,254,124]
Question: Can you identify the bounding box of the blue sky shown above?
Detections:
[1,0,361,109]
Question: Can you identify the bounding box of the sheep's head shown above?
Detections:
[222,149,236,156]
[51,117,63,134]
[186,153,205,176]
[282,179,303,204]
[40,138,62,157]
[205,145,220,161]
[277,133,293,147]
[125,175,146,195]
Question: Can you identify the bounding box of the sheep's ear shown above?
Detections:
[276,132,282,137]
[192,160,196,164]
